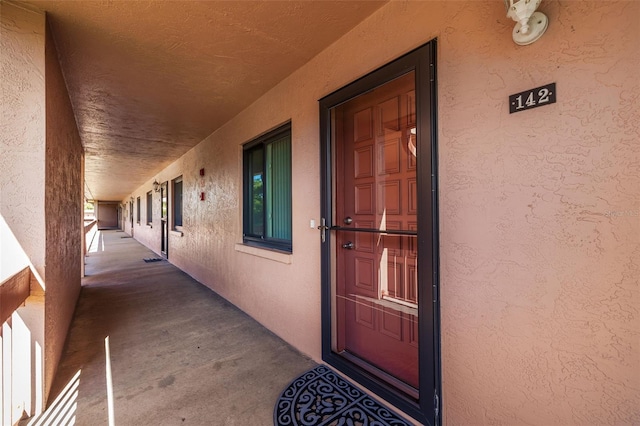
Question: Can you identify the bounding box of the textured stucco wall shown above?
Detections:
[0,2,79,414]
[131,193,157,248]
[0,5,48,416]
[43,19,83,399]
[126,1,639,424]
[431,3,638,425]
[129,186,160,250]
[0,2,46,282]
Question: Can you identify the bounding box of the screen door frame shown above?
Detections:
[319,40,441,425]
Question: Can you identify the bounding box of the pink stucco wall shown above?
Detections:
[126,1,639,424]
[1,2,83,406]
[0,2,46,283]
[0,4,48,416]
[434,2,638,423]
[44,20,83,399]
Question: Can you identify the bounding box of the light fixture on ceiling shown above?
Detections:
[505,0,548,45]
[153,180,160,193]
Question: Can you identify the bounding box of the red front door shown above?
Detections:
[334,71,419,391]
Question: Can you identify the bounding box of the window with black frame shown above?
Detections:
[136,196,141,224]
[243,123,292,252]
[173,176,183,229]
[146,191,152,224]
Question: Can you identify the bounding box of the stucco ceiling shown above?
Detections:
[20,0,387,201]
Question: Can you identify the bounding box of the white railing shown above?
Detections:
[1,267,36,426]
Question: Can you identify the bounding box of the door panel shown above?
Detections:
[335,72,419,389]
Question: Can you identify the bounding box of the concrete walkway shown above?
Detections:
[41,230,316,425]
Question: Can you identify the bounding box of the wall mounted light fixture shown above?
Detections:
[153,180,160,192]
[505,0,548,45]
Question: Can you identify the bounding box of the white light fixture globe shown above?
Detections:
[505,0,549,45]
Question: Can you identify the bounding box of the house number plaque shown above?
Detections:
[509,83,556,114]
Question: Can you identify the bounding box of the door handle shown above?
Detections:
[342,241,354,250]
[317,218,329,243]
[343,216,353,225]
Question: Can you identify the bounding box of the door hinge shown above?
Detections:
[434,392,440,423]
[432,283,438,303]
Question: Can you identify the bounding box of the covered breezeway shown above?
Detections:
[28,230,316,425]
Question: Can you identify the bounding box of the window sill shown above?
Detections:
[171,229,184,237]
[234,243,292,264]
[146,223,153,229]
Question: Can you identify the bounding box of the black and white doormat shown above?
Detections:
[274,365,412,426]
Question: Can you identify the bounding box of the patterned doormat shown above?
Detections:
[274,365,412,426]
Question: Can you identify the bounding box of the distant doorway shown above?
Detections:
[160,182,168,257]
[96,202,119,230]
[129,200,134,237]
